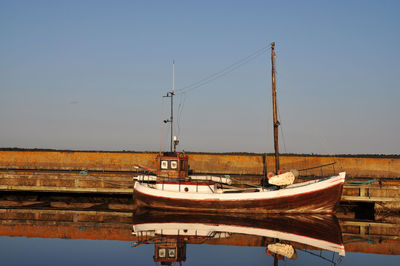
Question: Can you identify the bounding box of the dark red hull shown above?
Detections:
[134,180,344,214]
[132,210,345,255]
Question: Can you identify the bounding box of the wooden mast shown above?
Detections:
[271,42,280,173]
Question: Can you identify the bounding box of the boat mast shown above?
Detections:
[271,42,280,172]
[164,61,175,153]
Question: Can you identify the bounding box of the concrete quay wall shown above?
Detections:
[0,150,399,178]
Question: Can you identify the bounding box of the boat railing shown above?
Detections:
[297,162,337,179]
[157,176,216,193]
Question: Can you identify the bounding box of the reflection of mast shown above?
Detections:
[271,42,280,173]
[273,254,278,266]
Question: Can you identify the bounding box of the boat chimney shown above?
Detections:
[173,136,179,152]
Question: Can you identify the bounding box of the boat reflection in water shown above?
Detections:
[132,210,345,265]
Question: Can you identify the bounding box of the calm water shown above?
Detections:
[0,194,399,266]
[0,236,399,265]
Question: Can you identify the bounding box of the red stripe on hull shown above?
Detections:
[156,181,210,186]
[134,182,344,214]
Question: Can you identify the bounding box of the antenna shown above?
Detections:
[163,60,176,152]
[172,60,175,93]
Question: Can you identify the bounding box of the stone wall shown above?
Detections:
[0,150,399,178]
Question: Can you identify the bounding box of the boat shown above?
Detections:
[132,210,345,264]
[133,42,345,214]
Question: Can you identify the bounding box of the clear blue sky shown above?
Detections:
[0,0,399,154]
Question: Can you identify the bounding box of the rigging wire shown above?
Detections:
[274,66,288,154]
[159,97,165,154]
[278,111,288,154]
[176,92,187,138]
[176,94,182,138]
[175,45,270,94]
[161,44,279,154]
[171,44,271,144]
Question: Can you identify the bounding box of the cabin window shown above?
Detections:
[170,160,178,169]
[168,248,176,258]
[158,248,166,258]
[161,161,168,169]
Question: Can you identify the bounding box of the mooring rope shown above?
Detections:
[345,179,376,198]
[297,162,336,172]
[78,170,134,188]
[345,179,376,185]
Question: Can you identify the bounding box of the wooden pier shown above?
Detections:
[341,180,400,211]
